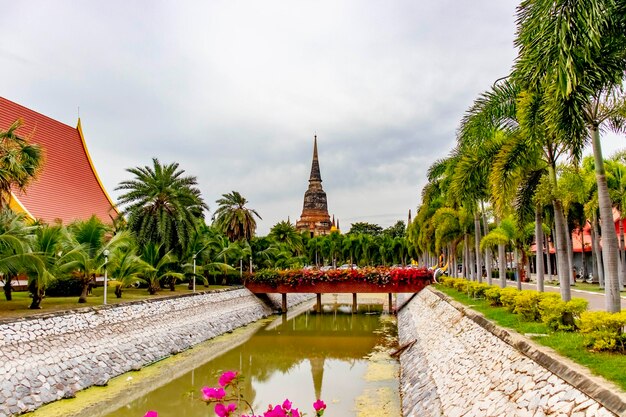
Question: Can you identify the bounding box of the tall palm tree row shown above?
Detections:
[410,0,626,311]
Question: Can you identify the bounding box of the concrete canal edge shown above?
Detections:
[0,287,314,417]
[397,287,626,417]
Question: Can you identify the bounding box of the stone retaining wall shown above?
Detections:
[398,288,626,417]
[0,288,313,417]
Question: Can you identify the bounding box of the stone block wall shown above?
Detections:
[397,289,626,417]
[0,288,313,417]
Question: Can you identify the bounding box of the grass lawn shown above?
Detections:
[0,284,230,321]
[435,284,626,391]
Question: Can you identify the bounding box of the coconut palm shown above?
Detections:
[213,191,261,243]
[514,0,626,311]
[0,209,34,301]
[116,158,208,257]
[268,220,303,255]
[0,119,43,208]
[60,216,132,303]
[140,242,183,294]
[108,243,153,298]
[28,224,66,308]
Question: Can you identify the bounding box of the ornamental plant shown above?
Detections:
[247,266,432,288]
[144,371,326,417]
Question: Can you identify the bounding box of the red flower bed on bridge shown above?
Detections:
[246,267,433,291]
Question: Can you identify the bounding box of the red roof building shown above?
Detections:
[0,97,117,224]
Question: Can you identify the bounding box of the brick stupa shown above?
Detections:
[296,136,332,236]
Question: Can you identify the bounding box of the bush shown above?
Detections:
[485,286,502,306]
[467,282,491,299]
[452,279,469,293]
[46,276,82,297]
[539,296,588,331]
[579,311,626,352]
[513,290,544,321]
[499,287,519,312]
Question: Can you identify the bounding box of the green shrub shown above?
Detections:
[484,286,502,306]
[499,287,519,312]
[439,276,453,287]
[46,276,83,297]
[452,278,469,293]
[467,282,491,299]
[579,311,626,352]
[513,290,544,321]
[539,295,588,331]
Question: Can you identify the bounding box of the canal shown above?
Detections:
[99,295,400,417]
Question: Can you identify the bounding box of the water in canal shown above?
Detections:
[103,298,399,417]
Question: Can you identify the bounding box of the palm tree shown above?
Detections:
[268,220,303,255]
[108,243,153,298]
[0,209,34,300]
[0,119,43,208]
[213,191,261,243]
[28,224,66,308]
[514,0,626,311]
[140,242,183,294]
[116,158,208,257]
[60,216,132,303]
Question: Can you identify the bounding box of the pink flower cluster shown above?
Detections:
[144,371,327,417]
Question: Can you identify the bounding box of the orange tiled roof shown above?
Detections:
[0,97,117,224]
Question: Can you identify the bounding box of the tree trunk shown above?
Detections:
[565,214,575,286]
[515,247,522,290]
[546,232,552,281]
[498,243,506,288]
[28,280,43,309]
[617,218,626,291]
[590,125,620,312]
[581,222,588,278]
[474,210,482,283]
[553,199,572,301]
[3,276,12,301]
[115,285,123,298]
[78,283,89,303]
[592,215,604,288]
[535,206,545,292]
[481,201,492,284]
[463,233,470,280]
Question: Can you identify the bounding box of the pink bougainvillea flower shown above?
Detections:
[264,405,287,417]
[218,370,238,387]
[214,402,236,417]
[143,412,158,417]
[313,399,326,412]
[291,408,300,417]
[282,399,292,410]
[201,386,226,401]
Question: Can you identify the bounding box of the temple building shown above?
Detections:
[0,97,118,224]
[296,136,332,236]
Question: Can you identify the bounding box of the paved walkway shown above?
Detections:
[503,279,626,311]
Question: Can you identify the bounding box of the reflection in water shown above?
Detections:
[103,303,397,417]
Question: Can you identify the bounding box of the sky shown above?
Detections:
[2,1,622,235]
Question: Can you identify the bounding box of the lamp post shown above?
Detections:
[192,253,197,293]
[103,249,110,305]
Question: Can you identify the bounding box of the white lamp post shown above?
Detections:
[192,253,197,293]
[103,249,110,305]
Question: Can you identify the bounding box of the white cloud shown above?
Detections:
[0,0,521,234]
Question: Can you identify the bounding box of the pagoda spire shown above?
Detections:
[309,135,322,183]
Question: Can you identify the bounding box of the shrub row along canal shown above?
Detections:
[84,294,399,417]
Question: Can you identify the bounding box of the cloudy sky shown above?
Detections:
[2,1,622,234]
